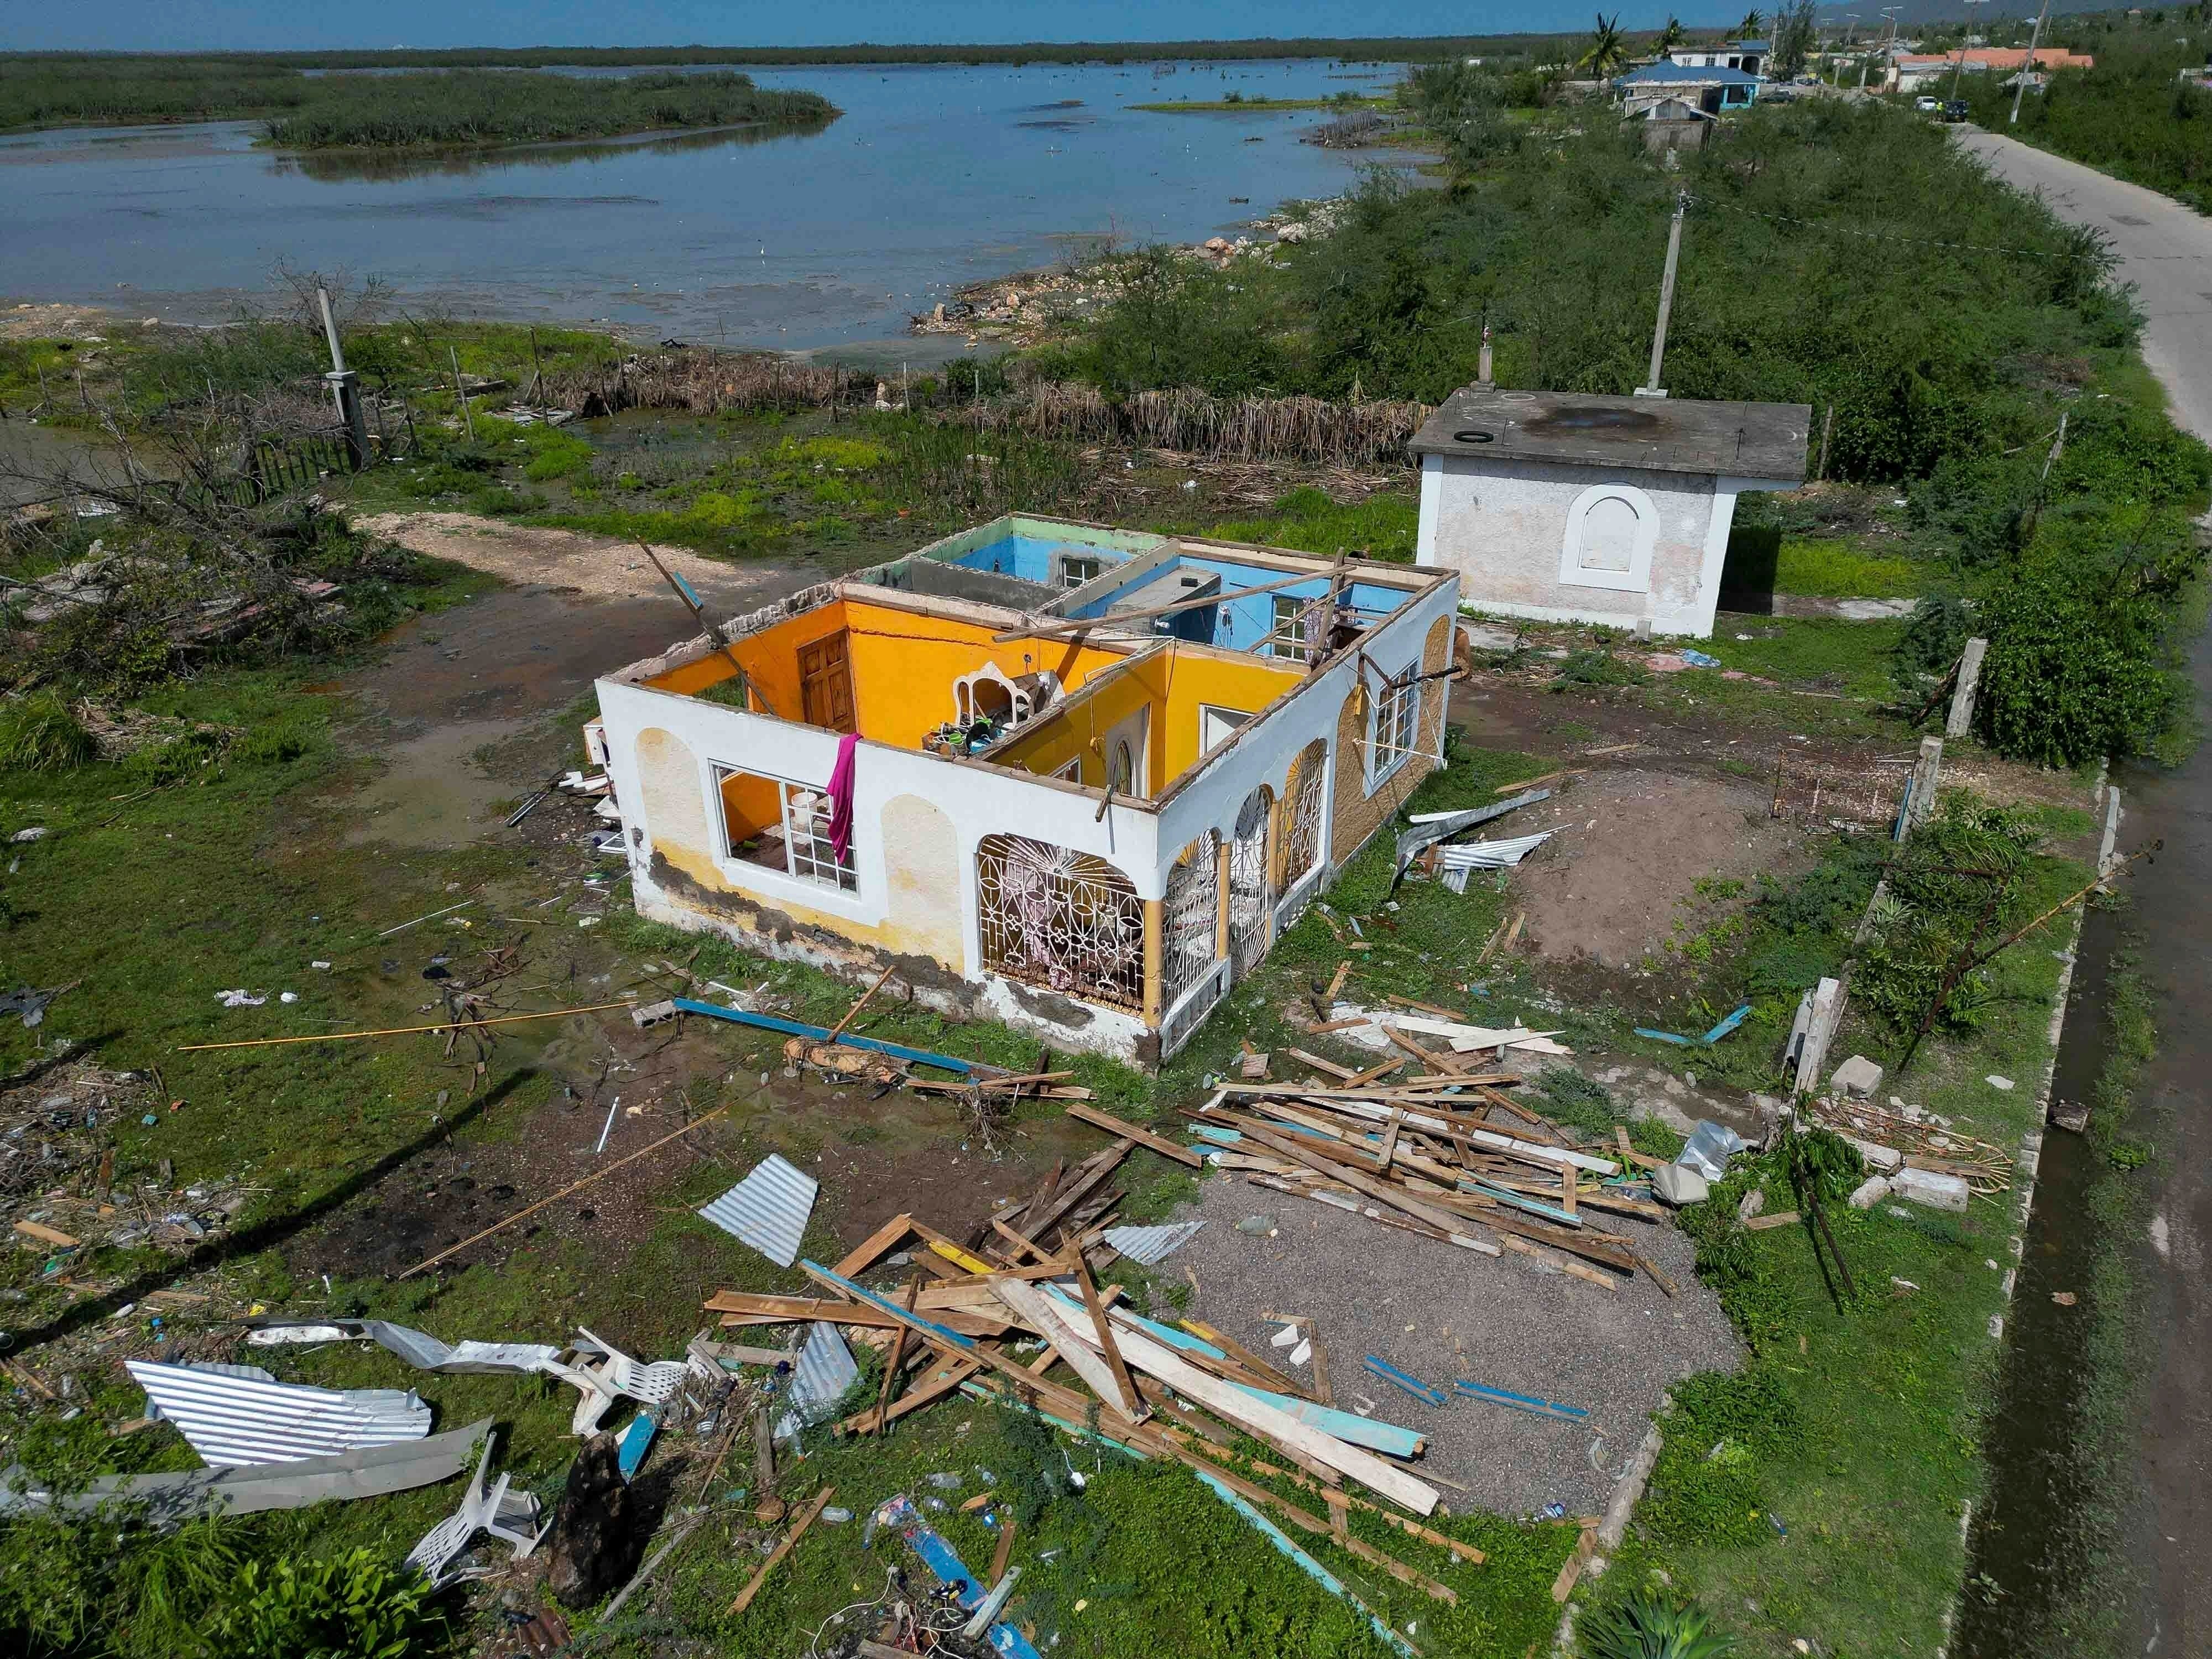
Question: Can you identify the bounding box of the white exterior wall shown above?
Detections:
[1416,452,1782,639]
[592,572,1460,1061]
[594,677,1161,1057]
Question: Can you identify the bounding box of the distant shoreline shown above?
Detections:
[0,35,1568,72]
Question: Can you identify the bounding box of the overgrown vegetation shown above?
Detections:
[1042,95,2209,764]
[0,59,835,148]
[258,70,837,150]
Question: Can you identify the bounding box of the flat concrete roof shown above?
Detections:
[1410,386,1811,482]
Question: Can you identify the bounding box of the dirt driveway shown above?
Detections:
[351,509,781,612]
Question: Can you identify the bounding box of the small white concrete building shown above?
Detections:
[1411,385,1810,639]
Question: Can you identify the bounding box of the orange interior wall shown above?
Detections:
[718,768,782,846]
[645,597,1135,748]
[641,598,846,723]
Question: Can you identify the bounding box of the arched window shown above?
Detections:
[975,834,1144,1012]
[1558,482,1658,593]
[1276,739,1328,889]
[1161,832,1220,1007]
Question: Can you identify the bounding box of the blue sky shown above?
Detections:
[5,3,1772,54]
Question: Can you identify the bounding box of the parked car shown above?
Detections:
[1942,99,1970,122]
[1914,95,1940,112]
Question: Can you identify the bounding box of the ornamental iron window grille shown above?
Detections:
[975,833,1145,1012]
[1277,739,1328,889]
[1227,785,1275,978]
[1161,831,1222,1008]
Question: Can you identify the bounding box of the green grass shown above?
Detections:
[1192,486,1420,563]
[1772,536,1926,599]
[1583,843,2091,1657]
[1696,617,1906,698]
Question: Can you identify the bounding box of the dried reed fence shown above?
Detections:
[540,349,1428,468]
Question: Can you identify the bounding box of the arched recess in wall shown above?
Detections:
[1276,739,1329,890]
[1161,831,1220,1008]
[880,794,961,968]
[974,833,1145,1012]
[1557,482,1658,593]
[634,727,717,888]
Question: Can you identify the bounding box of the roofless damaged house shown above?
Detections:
[591,519,1459,1062]
[1412,387,1810,639]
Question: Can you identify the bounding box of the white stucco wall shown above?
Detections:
[1416,452,1784,639]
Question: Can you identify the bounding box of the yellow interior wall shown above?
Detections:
[842,604,1129,750]
[993,663,1160,786]
[1152,651,1303,782]
[718,768,782,846]
[641,598,845,723]
[992,647,1298,792]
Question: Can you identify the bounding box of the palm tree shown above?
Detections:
[1738,9,1767,38]
[1579,12,1632,79]
[1656,14,1687,54]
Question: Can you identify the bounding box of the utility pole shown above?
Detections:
[1949,0,1989,99]
[2011,0,2050,126]
[1859,6,1900,95]
[1638,192,1687,400]
[317,286,370,474]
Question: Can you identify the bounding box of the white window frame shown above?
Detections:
[1267,593,1313,662]
[1365,660,1423,792]
[1053,757,1083,782]
[712,762,857,894]
[1198,703,1252,755]
[1558,482,1659,594]
[1058,554,1105,590]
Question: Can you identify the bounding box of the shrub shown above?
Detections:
[1581,1589,1738,1659]
[0,694,97,773]
[205,1547,440,1659]
[1553,648,1647,688]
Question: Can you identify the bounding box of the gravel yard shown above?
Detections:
[1159,1163,1744,1520]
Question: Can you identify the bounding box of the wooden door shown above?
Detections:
[798,632,855,733]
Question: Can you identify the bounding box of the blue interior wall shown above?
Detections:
[947,535,1135,586]
[1069,554,1408,653]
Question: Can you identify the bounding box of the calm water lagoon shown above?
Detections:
[0,60,1414,356]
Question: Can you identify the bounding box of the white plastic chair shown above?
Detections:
[403,1431,546,1589]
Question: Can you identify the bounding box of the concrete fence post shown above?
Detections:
[1910,736,1944,826]
[1944,637,1988,739]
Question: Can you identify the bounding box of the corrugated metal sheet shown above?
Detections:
[128,1360,432,1468]
[1102,1220,1206,1265]
[775,1322,857,1438]
[697,1154,817,1267]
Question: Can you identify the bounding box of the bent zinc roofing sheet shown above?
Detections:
[698,1152,818,1267]
[128,1359,432,1468]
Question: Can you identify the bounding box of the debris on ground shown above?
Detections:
[546,1432,645,1609]
[1806,1097,2015,1198]
[1185,1059,1665,1290]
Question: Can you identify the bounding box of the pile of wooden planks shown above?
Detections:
[1185,1055,1676,1294]
[698,1107,1494,1621]
[705,1228,1479,1610]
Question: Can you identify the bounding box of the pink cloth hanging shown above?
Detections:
[827,732,859,864]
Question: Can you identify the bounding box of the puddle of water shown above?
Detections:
[344,716,530,848]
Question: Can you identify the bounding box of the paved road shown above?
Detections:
[1958,129,2212,1657]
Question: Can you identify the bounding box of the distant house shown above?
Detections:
[1616,61,1762,114]
[1623,94,1717,152]
[1890,46,2094,91]
[1667,38,1769,76]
